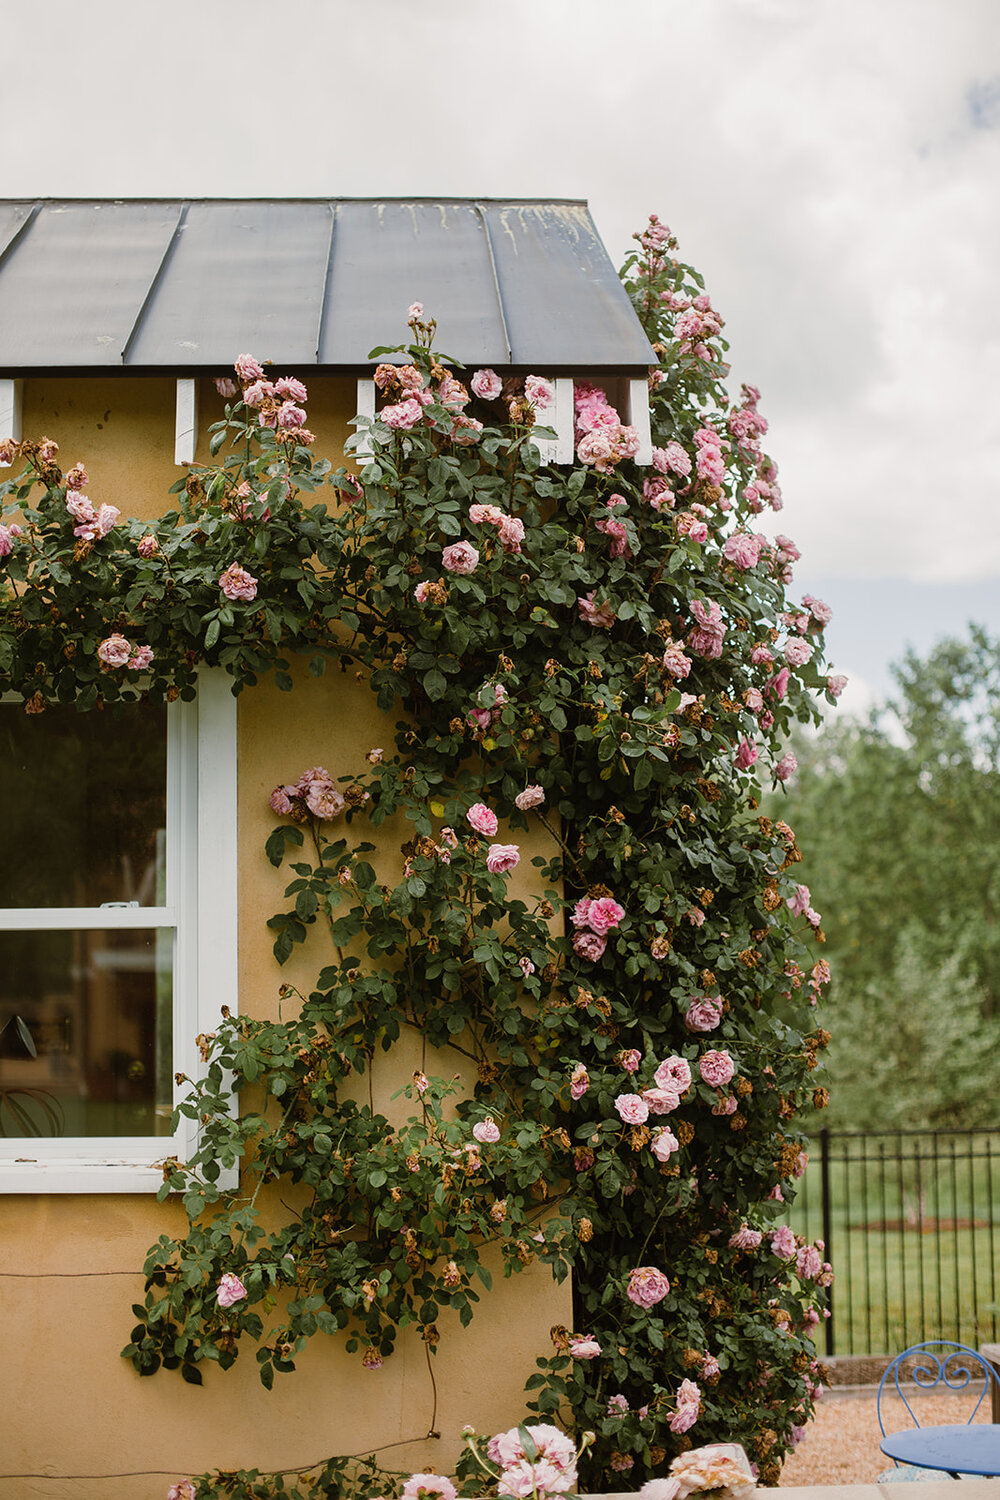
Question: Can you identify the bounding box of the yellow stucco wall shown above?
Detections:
[0,378,571,1500]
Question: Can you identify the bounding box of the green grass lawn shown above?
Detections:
[785,1131,1000,1355]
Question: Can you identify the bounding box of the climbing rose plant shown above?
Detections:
[0,225,837,1497]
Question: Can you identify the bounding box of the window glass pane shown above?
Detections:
[0,702,167,908]
[0,929,173,1138]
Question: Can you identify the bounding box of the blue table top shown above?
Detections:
[880,1424,1000,1476]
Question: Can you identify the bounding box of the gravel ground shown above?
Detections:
[778,1388,992,1485]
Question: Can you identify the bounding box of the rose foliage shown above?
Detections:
[0,226,838,1497]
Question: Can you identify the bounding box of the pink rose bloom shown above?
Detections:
[651,1126,679,1162]
[827,673,848,698]
[577,428,616,469]
[441,540,479,575]
[620,1048,641,1073]
[137,533,158,558]
[93,503,119,537]
[0,524,15,557]
[713,1094,738,1116]
[662,643,692,679]
[274,376,308,403]
[498,1459,572,1499]
[787,883,811,916]
[216,1272,248,1308]
[277,401,307,428]
[579,896,625,935]
[639,1481,682,1500]
[751,644,774,667]
[450,414,483,446]
[488,1425,577,1474]
[769,1183,785,1202]
[767,666,791,700]
[774,752,797,782]
[797,1244,823,1279]
[669,1380,701,1434]
[688,597,726,659]
[685,998,723,1033]
[655,1056,692,1094]
[785,637,813,667]
[615,1093,650,1125]
[471,368,503,400]
[486,843,519,874]
[305,781,346,821]
[525,374,554,410]
[626,1265,671,1308]
[270,786,294,815]
[469,503,504,526]
[472,1116,501,1144]
[244,379,276,409]
[569,1063,590,1100]
[380,397,423,430]
[686,906,706,927]
[569,1334,602,1359]
[770,1225,797,1259]
[723,532,762,570]
[64,463,88,490]
[518,956,535,977]
[734,738,758,770]
[167,1483,197,1500]
[677,512,708,545]
[572,930,607,962]
[406,302,424,321]
[66,493,95,524]
[577,592,616,628]
[643,475,673,509]
[127,645,154,671]
[401,1475,457,1500]
[97,633,132,668]
[514,785,545,811]
[234,353,264,381]
[466,803,499,837]
[729,1224,764,1250]
[699,1049,735,1087]
[413,581,433,604]
[219,563,258,602]
[497,514,526,553]
[642,1086,680,1115]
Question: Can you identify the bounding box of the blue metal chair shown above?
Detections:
[877,1341,1000,1482]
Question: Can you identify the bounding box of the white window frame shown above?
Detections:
[0,669,238,1193]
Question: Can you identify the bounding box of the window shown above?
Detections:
[0,671,237,1192]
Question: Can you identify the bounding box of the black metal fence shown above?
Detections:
[787,1129,1000,1358]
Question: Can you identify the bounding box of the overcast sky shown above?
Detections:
[3,0,998,711]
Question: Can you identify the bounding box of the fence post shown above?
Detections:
[820,1127,833,1357]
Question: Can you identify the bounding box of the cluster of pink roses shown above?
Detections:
[96,633,153,672]
[571,893,625,962]
[786,883,821,929]
[687,598,726,659]
[574,381,640,472]
[66,492,119,542]
[468,502,526,554]
[0,521,22,557]
[270,766,347,822]
[233,356,314,445]
[464,800,520,875]
[594,493,631,557]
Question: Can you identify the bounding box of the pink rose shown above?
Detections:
[729,1224,763,1250]
[577,592,616,628]
[569,1064,590,1100]
[796,1243,823,1279]
[219,563,258,602]
[137,533,158,558]
[401,1475,456,1500]
[662,643,692,679]
[0,524,15,557]
[787,883,811,916]
[615,1093,649,1125]
[469,503,504,526]
[723,532,762,570]
[234,353,264,381]
[576,896,625,935]
[274,376,308,403]
[827,673,848,698]
[413,581,431,603]
[277,402,307,428]
[441,541,479,575]
[626,1265,671,1308]
[472,1116,501,1144]
[699,1049,735,1087]
[651,1126,679,1162]
[572,930,607,962]
[496,514,525,553]
[127,645,154,671]
[774,752,797,782]
[305,781,346,821]
[243,379,275,408]
[270,786,294,815]
[642,1086,680,1116]
[467,803,499,837]
[654,1056,692,1094]
[216,1272,248,1308]
[620,1048,641,1073]
[64,463,88,490]
[486,843,519,875]
[525,374,554,409]
[380,397,423,430]
[639,1480,682,1500]
[784,637,813,667]
[767,666,791,700]
[685,998,723,1033]
[770,1225,797,1259]
[97,633,131,668]
[406,302,424,322]
[514,785,544,811]
[734,738,758,771]
[167,1483,197,1500]
[471,368,503,400]
[569,1334,602,1359]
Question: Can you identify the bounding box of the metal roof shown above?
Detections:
[0,199,656,374]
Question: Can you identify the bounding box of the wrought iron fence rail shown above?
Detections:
[788,1128,1000,1358]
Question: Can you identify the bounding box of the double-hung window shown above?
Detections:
[0,671,237,1191]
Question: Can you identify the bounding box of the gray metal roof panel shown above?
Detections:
[0,199,656,372]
